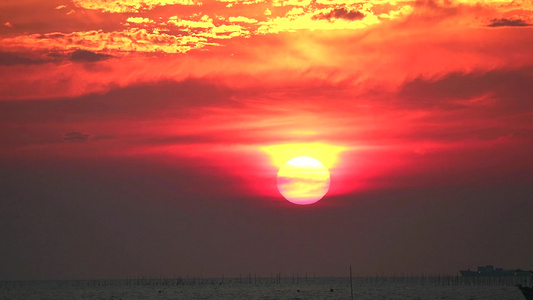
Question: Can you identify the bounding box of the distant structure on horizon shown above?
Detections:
[460,265,532,277]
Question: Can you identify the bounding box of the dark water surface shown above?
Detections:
[0,277,528,300]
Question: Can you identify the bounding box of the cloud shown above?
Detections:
[167,15,250,39]
[72,0,199,13]
[0,52,43,66]
[199,24,249,39]
[487,18,531,27]
[126,17,155,24]
[0,79,238,123]
[63,131,91,141]
[379,4,414,19]
[70,49,114,62]
[1,0,532,103]
[0,49,113,66]
[272,0,311,6]
[312,8,365,21]
[397,67,533,113]
[0,29,212,54]
[218,0,265,6]
[228,16,258,23]
[167,15,215,28]
[3,0,526,60]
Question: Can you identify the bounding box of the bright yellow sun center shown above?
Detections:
[277,156,330,205]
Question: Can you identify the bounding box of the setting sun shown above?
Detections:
[277,156,330,205]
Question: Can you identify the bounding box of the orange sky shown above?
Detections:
[0,0,532,280]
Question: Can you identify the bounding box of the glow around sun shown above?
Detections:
[277,156,330,205]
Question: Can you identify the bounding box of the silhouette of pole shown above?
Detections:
[350,266,354,300]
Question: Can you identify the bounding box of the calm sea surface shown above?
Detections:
[0,277,528,300]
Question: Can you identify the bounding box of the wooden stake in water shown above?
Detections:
[350,266,354,300]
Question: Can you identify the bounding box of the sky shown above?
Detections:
[0,0,532,280]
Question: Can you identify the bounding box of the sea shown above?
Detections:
[0,277,529,300]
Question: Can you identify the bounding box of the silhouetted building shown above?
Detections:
[460,265,533,277]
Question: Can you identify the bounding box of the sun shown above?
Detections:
[277,156,330,205]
